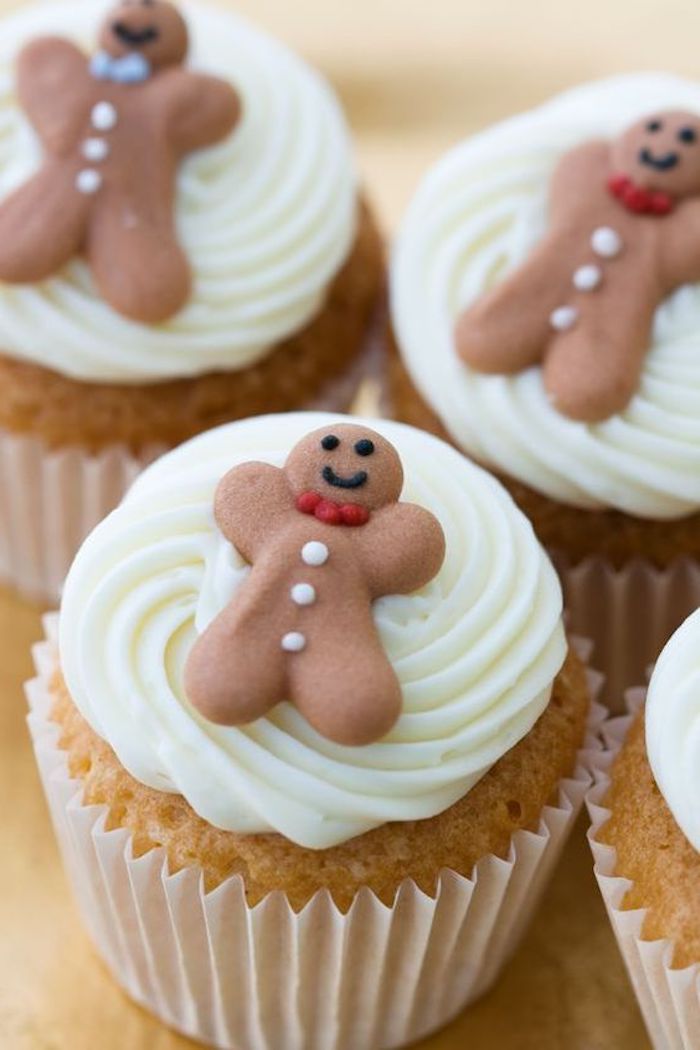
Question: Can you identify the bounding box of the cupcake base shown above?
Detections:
[0,317,383,606]
[389,350,700,565]
[1,200,384,455]
[389,350,700,711]
[49,645,590,909]
[588,698,700,1049]
[0,431,162,605]
[27,620,602,1050]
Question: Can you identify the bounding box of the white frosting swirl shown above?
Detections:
[391,73,700,520]
[59,412,566,849]
[646,608,700,853]
[0,0,356,382]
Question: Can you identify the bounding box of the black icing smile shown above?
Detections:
[322,466,369,490]
[639,147,680,171]
[112,22,160,47]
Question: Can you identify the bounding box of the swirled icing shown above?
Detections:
[0,0,356,382]
[59,412,567,849]
[646,608,700,853]
[391,73,700,520]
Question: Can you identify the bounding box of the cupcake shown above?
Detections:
[588,608,700,1048]
[390,73,700,708]
[0,0,383,603]
[28,412,595,1049]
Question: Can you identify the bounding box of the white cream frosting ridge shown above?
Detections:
[0,0,357,382]
[646,608,700,854]
[391,73,700,521]
[59,412,567,849]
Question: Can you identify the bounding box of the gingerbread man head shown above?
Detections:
[285,424,405,518]
[98,0,188,71]
[611,110,700,199]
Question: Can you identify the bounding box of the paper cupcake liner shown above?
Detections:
[587,692,700,1050]
[0,339,384,608]
[0,430,162,607]
[554,554,700,713]
[26,619,604,1050]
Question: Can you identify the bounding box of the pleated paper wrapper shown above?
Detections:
[0,338,383,608]
[26,619,604,1050]
[554,555,700,713]
[587,694,700,1050]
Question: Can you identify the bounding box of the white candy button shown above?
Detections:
[301,541,329,567]
[76,168,102,195]
[291,583,316,606]
[91,101,118,131]
[591,226,622,259]
[573,264,602,292]
[82,137,109,162]
[550,305,579,331]
[282,632,306,653]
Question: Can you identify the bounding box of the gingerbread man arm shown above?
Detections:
[16,37,91,155]
[155,68,241,155]
[213,462,295,563]
[547,140,611,225]
[355,503,446,600]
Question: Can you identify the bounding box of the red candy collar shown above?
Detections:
[607,173,674,216]
[296,491,370,527]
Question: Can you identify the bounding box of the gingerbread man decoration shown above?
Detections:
[184,424,446,747]
[455,111,700,421]
[0,1,240,323]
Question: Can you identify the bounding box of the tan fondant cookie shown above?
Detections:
[184,423,446,746]
[0,1,240,323]
[455,110,700,421]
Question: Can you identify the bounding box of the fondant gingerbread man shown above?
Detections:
[184,424,446,747]
[455,111,700,421]
[0,1,240,323]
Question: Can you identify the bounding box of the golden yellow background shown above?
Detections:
[4,0,700,1045]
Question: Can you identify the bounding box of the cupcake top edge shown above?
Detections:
[391,72,700,521]
[0,0,357,383]
[58,411,567,850]
[646,606,700,853]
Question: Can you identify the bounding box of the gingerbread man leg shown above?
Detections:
[289,616,403,747]
[0,164,90,282]
[456,235,572,374]
[87,198,191,324]
[184,601,288,727]
[542,277,658,421]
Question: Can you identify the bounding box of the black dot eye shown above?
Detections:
[321,434,339,451]
[679,126,697,144]
[646,119,662,133]
[354,439,375,457]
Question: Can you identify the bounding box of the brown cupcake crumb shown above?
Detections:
[50,645,589,912]
[599,708,700,968]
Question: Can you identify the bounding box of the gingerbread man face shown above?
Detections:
[285,425,405,515]
[611,111,700,198]
[183,424,446,746]
[98,0,188,71]
[455,108,700,421]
